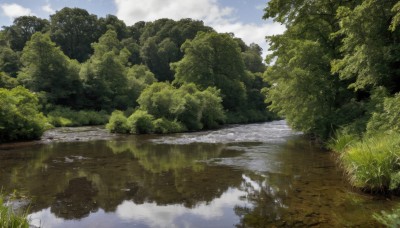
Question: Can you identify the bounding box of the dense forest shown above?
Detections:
[264,0,400,198]
[0,7,276,142]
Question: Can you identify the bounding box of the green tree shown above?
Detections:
[99,15,128,40]
[139,19,213,81]
[2,16,49,51]
[50,7,100,62]
[0,37,20,77]
[126,64,157,107]
[80,30,130,110]
[241,43,266,73]
[332,0,400,94]
[172,32,247,112]
[0,72,18,89]
[263,0,360,139]
[18,32,81,106]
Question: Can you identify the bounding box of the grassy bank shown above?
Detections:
[329,132,400,192]
[0,195,29,228]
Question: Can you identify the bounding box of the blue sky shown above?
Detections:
[0,0,284,56]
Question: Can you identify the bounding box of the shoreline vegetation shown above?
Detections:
[263,0,400,225]
[1,8,277,144]
[0,194,29,228]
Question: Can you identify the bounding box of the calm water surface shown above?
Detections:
[0,120,398,227]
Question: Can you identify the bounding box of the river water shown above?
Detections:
[0,120,398,227]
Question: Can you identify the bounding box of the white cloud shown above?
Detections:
[1,3,33,20]
[114,0,233,25]
[42,4,55,14]
[114,0,285,57]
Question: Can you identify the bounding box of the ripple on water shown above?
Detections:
[151,120,301,145]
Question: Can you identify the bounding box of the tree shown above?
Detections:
[50,7,100,62]
[126,64,157,107]
[139,19,213,81]
[263,0,360,139]
[332,0,400,94]
[99,15,128,40]
[172,32,247,112]
[18,32,81,106]
[242,43,266,73]
[0,36,20,77]
[2,16,49,51]
[80,30,130,110]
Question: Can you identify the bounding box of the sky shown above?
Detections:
[0,0,285,56]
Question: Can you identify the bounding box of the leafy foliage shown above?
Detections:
[2,16,49,51]
[18,32,82,106]
[367,93,400,135]
[172,32,247,111]
[0,86,47,142]
[80,30,130,110]
[50,7,100,62]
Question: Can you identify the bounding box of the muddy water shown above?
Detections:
[0,121,397,227]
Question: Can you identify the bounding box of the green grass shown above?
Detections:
[327,131,359,154]
[0,195,29,228]
[336,133,400,191]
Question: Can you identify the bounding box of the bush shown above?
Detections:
[340,133,400,191]
[0,86,47,142]
[138,83,225,131]
[47,106,109,127]
[106,110,129,133]
[127,110,155,134]
[153,118,186,134]
[0,194,29,228]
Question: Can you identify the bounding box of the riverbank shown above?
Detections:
[0,126,115,150]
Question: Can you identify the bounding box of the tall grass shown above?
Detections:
[374,206,400,228]
[0,195,29,228]
[336,133,400,191]
[327,131,359,154]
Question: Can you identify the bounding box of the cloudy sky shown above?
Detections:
[0,0,285,56]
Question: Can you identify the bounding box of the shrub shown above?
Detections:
[106,110,129,133]
[127,110,155,134]
[0,194,29,228]
[153,118,186,134]
[138,82,225,131]
[0,86,47,142]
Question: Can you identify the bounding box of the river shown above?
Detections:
[0,120,398,227]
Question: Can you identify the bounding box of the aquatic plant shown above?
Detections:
[0,195,29,228]
[374,206,400,228]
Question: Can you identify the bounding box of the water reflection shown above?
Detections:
[0,121,398,227]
